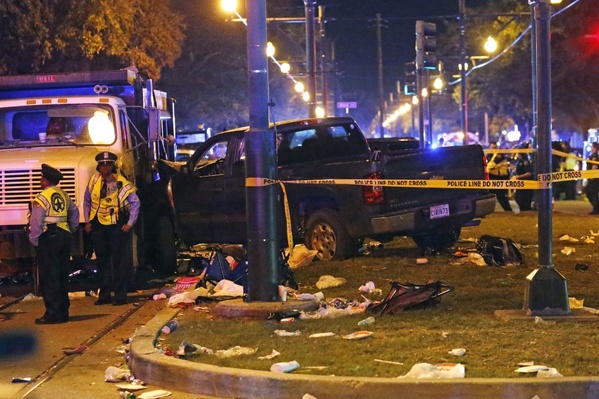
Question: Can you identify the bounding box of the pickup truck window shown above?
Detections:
[277,122,367,165]
[192,139,228,176]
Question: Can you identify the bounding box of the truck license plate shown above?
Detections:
[430,204,450,219]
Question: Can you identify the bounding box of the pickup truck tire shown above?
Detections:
[412,227,461,253]
[304,209,350,261]
[155,216,177,276]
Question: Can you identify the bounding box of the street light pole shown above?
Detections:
[459,0,468,145]
[304,0,317,118]
[245,0,280,302]
[523,0,569,315]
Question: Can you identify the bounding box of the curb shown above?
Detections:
[129,306,599,398]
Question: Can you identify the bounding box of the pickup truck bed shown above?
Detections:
[159,117,495,260]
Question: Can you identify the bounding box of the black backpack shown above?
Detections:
[476,235,523,266]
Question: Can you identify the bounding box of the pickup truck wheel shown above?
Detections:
[412,227,461,253]
[305,209,349,261]
[155,216,177,276]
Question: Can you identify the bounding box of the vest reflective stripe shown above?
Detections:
[88,173,136,225]
[33,186,71,232]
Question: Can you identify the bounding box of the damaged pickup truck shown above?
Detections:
[158,117,495,261]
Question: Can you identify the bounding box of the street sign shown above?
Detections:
[337,101,357,109]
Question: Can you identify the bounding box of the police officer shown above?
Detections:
[486,141,512,212]
[84,152,140,305]
[29,164,79,324]
[512,142,534,212]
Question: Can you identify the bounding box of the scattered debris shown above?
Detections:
[399,363,465,379]
[448,348,466,357]
[569,297,584,308]
[559,234,579,243]
[534,316,556,325]
[575,263,589,271]
[62,345,89,355]
[560,247,576,255]
[343,331,373,340]
[536,368,563,378]
[315,275,347,289]
[270,360,300,373]
[358,316,375,326]
[105,366,131,382]
[258,349,281,360]
[515,365,549,373]
[374,359,404,366]
[215,346,257,358]
[309,332,335,338]
[416,258,428,265]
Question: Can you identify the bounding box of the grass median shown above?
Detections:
[159,208,599,378]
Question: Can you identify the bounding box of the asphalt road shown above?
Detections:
[0,289,213,399]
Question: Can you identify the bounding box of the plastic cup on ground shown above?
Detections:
[38,132,47,142]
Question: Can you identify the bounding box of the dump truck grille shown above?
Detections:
[0,168,76,205]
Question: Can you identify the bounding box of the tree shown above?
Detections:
[0,0,184,79]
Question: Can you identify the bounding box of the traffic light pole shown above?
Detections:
[523,0,569,315]
[459,0,468,146]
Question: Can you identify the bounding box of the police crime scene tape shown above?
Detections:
[247,147,599,251]
[247,169,599,191]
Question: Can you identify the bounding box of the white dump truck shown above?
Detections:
[0,69,177,275]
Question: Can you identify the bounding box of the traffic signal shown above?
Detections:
[415,20,437,70]
[403,62,416,95]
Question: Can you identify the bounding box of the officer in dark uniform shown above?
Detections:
[585,142,599,214]
[28,164,80,324]
[83,152,140,305]
[486,141,512,212]
[512,142,534,212]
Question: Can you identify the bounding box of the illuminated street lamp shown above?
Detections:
[294,81,305,93]
[279,62,290,74]
[433,76,444,91]
[484,36,498,53]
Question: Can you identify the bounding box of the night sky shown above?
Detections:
[313,0,490,125]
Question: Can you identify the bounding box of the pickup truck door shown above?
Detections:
[170,137,229,245]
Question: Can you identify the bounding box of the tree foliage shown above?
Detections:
[438,0,599,137]
[0,0,184,79]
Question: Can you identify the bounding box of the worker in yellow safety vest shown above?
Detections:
[28,164,80,324]
[83,151,140,306]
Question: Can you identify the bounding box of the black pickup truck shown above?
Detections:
[159,117,495,261]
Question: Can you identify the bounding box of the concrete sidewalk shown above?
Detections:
[129,303,599,399]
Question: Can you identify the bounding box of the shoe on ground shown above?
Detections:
[94,298,112,305]
[35,317,67,325]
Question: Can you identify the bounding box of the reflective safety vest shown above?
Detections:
[88,173,136,225]
[33,186,71,233]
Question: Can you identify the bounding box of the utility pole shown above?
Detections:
[459,0,468,145]
[304,0,317,118]
[523,0,569,315]
[376,13,385,137]
[244,0,279,302]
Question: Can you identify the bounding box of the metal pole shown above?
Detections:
[459,0,468,145]
[304,0,317,118]
[319,5,328,116]
[523,0,569,315]
[245,0,279,302]
[376,13,385,138]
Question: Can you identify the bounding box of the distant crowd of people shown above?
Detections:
[485,140,598,214]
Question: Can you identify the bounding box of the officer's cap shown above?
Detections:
[41,164,63,184]
[95,151,118,165]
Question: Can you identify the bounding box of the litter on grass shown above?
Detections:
[399,363,465,379]
[270,360,300,373]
